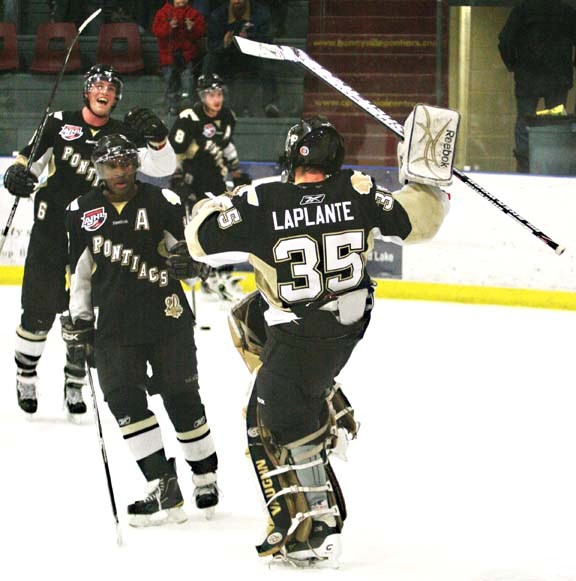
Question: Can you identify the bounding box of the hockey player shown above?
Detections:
[184,107,459,564]
[3,64,177,419]
[168,72,246,302]
[64,134,219,525]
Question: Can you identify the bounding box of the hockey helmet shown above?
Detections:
[83,64,124,109]
[91,134,140,181]
[197,73,226,101]
[283,116,345,181]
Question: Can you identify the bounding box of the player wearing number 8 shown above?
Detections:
[184,109,457,565]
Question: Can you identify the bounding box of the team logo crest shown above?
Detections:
[164,294,184,319]
[81,207,107,231]
[299,145,310,156]
[202,123,216,138]
[59,124,84,141]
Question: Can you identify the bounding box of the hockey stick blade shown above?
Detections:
[234,37,566,256]
[0,9,103,255]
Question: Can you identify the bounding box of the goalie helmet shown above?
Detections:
[283,116,345,182]
[91,134,140,181]
[83,64,124,109]
[197,73,225,100]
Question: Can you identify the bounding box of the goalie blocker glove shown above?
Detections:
[3,164,37,198]
[124,107,169,144]
[166,240,211,281]
[397,104,460,187]
[60,315,96,368]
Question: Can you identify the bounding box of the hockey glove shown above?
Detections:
[124,107,169,143]
[3,163,37,198]
[166,240,210,281]
[397,104,460,187]
[61,315,96,368]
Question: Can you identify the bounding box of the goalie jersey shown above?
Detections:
[186,169,448,320]
[66,182,194,346]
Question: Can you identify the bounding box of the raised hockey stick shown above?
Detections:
[234,36,565,256]
[86,364,123,547]
[0,8,102,254]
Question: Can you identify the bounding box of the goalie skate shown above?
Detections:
[274,517,342,568]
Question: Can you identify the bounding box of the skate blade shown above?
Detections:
[199,505,216,520]
[128,507,188,527]
[271,554,340,570]
[66,412,88,425]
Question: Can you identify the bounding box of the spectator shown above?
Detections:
[204,0,279,117]
[498,0,576,173]
[153,0,206,115]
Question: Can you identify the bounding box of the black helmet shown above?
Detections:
[83,64,124,108]
[283,116,345,181]
[197,73,225,100]
[91,134,140,180]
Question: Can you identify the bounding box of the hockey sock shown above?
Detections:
[15,325,48,385]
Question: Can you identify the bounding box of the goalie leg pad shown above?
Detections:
[398,104,460,187]
[246,384,345,558]
[327,381,359,440]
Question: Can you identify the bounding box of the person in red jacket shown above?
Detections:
[153,0,207,115]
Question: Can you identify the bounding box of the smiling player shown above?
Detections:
[3,64,176,419]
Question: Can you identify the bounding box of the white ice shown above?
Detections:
[2,284,576,581]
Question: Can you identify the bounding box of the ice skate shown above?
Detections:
[193,472,219,519]
[276,516,342,568]
[200,271,243,303]
[128,460,187,527]
[16,378,37,416]
[64,382,87,421]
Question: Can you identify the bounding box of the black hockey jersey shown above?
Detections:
[66,182,194,347]
[20,110,175,213]
[21,111,142,211]
[190,169,414,312]
[169,102,239,196]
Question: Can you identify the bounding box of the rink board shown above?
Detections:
[1,156,575,310]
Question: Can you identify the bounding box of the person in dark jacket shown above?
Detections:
[203,0,279,117]
[498,0,576,173]
[152,0,206,114]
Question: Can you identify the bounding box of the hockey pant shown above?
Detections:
[95,330,217,480]
[229,290,360,437]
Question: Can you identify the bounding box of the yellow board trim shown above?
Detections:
[3,266,574,311]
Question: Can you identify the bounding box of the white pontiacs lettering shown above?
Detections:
[272,201,354,231]
[91,236,169,287]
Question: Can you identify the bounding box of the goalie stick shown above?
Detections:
[0,8,102,254]
[234,36,565,256]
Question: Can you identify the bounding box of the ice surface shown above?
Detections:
[2,285,576,580]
